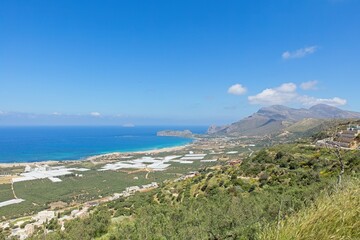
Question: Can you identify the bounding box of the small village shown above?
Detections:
[316,125,360,149]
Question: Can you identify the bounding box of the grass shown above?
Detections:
[259,178,360,240]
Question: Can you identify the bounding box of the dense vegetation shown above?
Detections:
[25,140,360,240]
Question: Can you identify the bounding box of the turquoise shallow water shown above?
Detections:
[0,126,207,163]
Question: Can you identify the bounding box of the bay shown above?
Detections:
[0,126,206,163]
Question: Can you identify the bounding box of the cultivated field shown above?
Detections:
[0,184,13,202]
[0,158,217,219]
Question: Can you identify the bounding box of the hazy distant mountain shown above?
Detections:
[207,125,229,134]
[157,130,193,138]
[208,104,360,136]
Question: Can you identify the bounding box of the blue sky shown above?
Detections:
[1,0,360,125]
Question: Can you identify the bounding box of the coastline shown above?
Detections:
[0,143,191,168]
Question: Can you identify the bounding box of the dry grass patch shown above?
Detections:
[259,179,360,240]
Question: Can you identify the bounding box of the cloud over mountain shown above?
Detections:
[299,96,347,106]
[248,83,298,105]
[248,82,346,107]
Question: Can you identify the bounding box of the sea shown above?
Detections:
[0,126,207,163]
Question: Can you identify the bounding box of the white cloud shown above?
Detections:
[277,82,297,92]
[299,96,347,107]
[300,80,318,90]
[248,82,347,107]
[90,112,101,117]
[228,84,247,95]
[0,111,4,115]
[282,46,318,60]
[52,112,62,116]
[248,83,297,105]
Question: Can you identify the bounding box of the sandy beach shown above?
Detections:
[124,144,190,154]
[84,144,190,161]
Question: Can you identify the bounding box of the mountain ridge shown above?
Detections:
[208,104,360,136]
